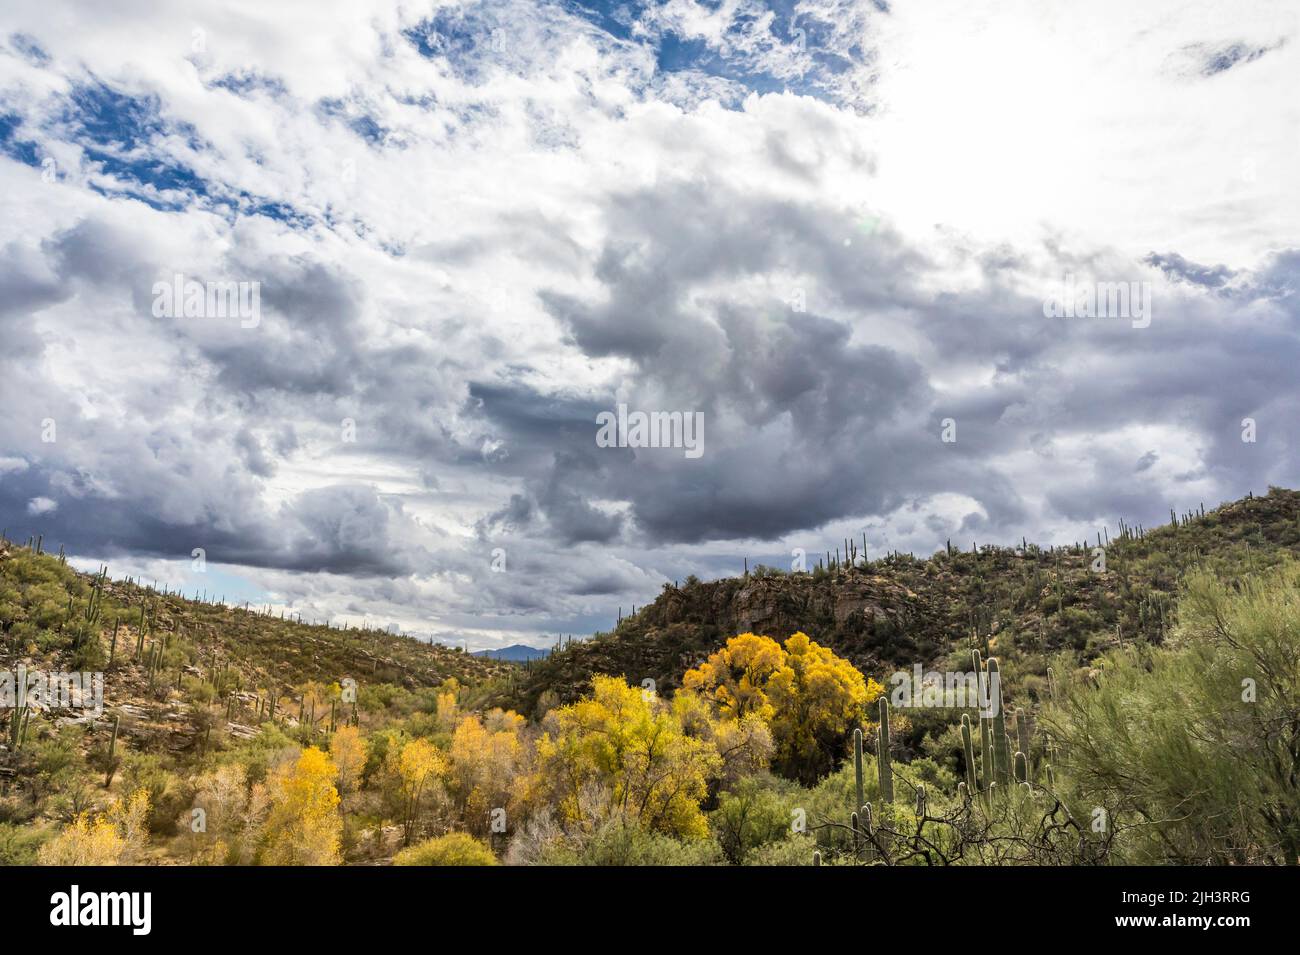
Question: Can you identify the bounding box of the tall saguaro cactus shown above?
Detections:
[1016,707,1032,780]
[988,658,1010,786]
[105,714,121,787]
[960,714,979,793]
[876,696,894,804]
[853,727,865,814]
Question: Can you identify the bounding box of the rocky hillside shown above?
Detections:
[504,487,1300,715]
[0,540,511,753]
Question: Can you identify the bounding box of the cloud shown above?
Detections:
[0,0,1296,648]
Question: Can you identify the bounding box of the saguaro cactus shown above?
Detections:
[1016,707,1032,779]
[9,705,26,751]
[105,714,121,787]
[876,696,894,804]
[853,727,865,814]
[960,714,979,793]
[988,658,1010,786]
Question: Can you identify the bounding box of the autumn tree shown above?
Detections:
[535,675,721,839]
[435,679,462,732]
[261,747,342,865]
[178,764,269,865]
[671,688,773,790]
[390,737,447,845]
[447,709,526,837]
[329,726,367,798]
[683,632,882,784]
[38,788,151,866]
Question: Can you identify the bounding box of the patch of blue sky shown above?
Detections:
[560,0,650,41]
[316,97,390,145]
[61,82,180,153]
[566,0,865,103]
[49,80,314,225]
[0,112,42,167]
[174,564,271,609]
[655,32,786,96]
[8,32,50,65]
[209,71,288,98]
[403,9,507,84]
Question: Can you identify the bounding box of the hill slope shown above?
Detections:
[0,541,511,720]
[503,487,1300,715]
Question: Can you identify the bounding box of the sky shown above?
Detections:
[0,0,1297,651]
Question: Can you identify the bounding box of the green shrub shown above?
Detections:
[393,832,498,866]
[0,822,47,864]
[709,775,798,864]
[537,818,723,866]
[1045,561,1300,864]
[743,835,814,866]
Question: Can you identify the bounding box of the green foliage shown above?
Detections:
[536,817,724,866]
[0,822,48,865]
[394,831,499,866]
[1045,560,1300,864]
[709,775,800,864]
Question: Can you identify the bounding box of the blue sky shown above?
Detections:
[0,0,1297,650]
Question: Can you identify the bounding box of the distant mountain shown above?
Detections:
[473,643,552,662]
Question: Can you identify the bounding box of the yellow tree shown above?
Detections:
[681,632,784,722]
[37,788,151,865]
[672,688,774,789]
[435,679,462,732]
[178,764,268,865]
[329,726,367,798]
[684,632,882,784]
[535,675,721,839]
[447,710,525,837]
[393,737,447,845]
[261,747,342,865]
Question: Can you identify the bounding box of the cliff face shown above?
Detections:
[505,487,1300,717]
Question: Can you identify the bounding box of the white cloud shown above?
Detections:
[0,1,1296,648]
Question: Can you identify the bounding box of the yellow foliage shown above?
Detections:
[535,675,721,839]
[683,631,883,783]
[393,831,498,866]
[261,747,342,865]
[38,788,151,866]
[448,710,525,836]
[435,679,462,731]
[329,726,366,797]
[389,737,447,844]
[397,737,446,796]
[681,632,784,722]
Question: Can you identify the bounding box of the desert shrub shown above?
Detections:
[536,817,723,866]
[0,821,47,864]
[1045,561,1300,864]
[120,752,186,837]
[709,775,799,864]
[744,835,815,865]
[393,831,497,866]
[37,788,151,865]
